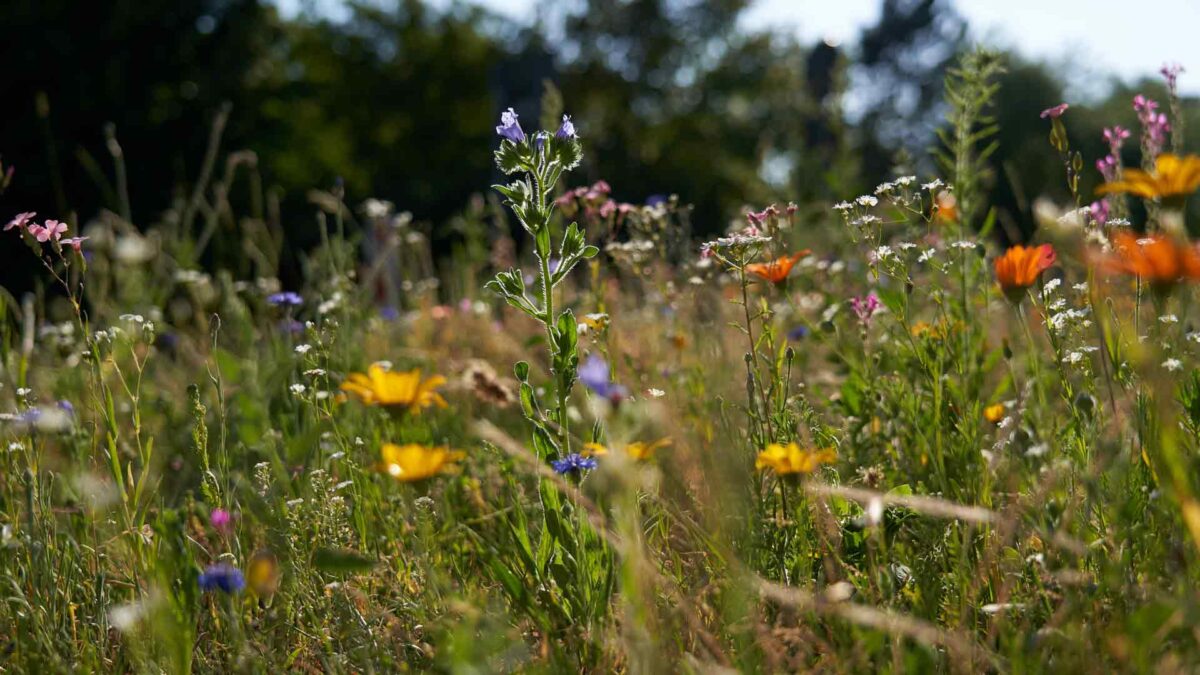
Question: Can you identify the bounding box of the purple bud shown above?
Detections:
[555,114,576,140]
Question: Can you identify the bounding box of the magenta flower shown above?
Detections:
[1102,126,1130,154]
[34,219,67,243]
[1161,62,1185,93]
[1134,95,1170,157]
[1039,103,1069,119]
[210,508,234,533]
[4,211,35,232]
[850,292,882,327]
[1089,200,1109,226]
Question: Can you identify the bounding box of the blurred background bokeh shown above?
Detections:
[1,0,1195,293]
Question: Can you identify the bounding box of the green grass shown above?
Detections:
[3,54,1200,673]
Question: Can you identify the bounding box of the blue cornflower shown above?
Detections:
[555,114,576,140]
[496,107,525,144]
[578,354,629,401]
[267,291,303,307]
[787,325,809,341]
[198,563,245,594]
[57,400,75,415]
[552,453,598,475]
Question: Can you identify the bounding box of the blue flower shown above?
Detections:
[56,400,75,415]
[198,563,245,594]
[787,325,809,341]
[646,194,667,206]
[534,132,548,153]
[496,107,525,144]
[552,453,598,475]
[555,114,576,140]
[578,354,628,401]
[267,291,302,307]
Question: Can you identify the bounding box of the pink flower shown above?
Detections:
[210,508,234,533]
[1089,200,1109,226]
[1102,126,1130,154]
[4,211,35,232]
[850,292,882,327]
[35,219,67,243]
[1161,62,1185,93]
[61,236,89,252]
[1039,103,1069,119]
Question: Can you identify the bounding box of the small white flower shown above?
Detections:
[832,201,853,212]
[1073,282,1089,293]
[921,179,944,191]
[874,182,895,195]
[1025,443,1049,458]
[855,195,878,207]
[646,388,665,398]
[1163,358,1184,372]
[1064,351,1085,364]
[951,240,976,250]
[289,383,307,395]
[304,368,326,377]
[1043,278,1061,293]
[918,248,937,263]
[295,344,313,355]
[873,245,894,260]
[286,498,304,508]
[1159,314,1179,324]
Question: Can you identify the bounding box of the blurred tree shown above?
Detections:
[854,0,966,182]
[556,0,829,235]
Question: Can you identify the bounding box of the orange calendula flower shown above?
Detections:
[994,244,1056,302]
[341,365,447,414]
[755,442,836,476]
[1097,231,1200,290]
[1097,153,1200,202]
[745,250,811,284]
[983,404,1005,424]
[378,443,464,482]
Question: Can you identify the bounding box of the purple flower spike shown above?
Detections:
[496,107,525,144]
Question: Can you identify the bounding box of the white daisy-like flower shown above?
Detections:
[1163,358,1184,372]
[855,195,878,207]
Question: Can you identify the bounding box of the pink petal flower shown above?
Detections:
[4,211,35,232]
[1039,103,1069,119]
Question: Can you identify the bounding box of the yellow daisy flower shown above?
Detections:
[378,443,464,482]
[341,365,447,414]
[755,442,836,476]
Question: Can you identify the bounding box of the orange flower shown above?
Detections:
[994,244,1056,302]
[745,250,811,284]
[983,404,1005,424]
[1097,231,1200,289]
[1097,154,1200,202]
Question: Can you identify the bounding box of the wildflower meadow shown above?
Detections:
[6,40,1200,673]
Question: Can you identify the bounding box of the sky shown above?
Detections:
[276,0,1200,96]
